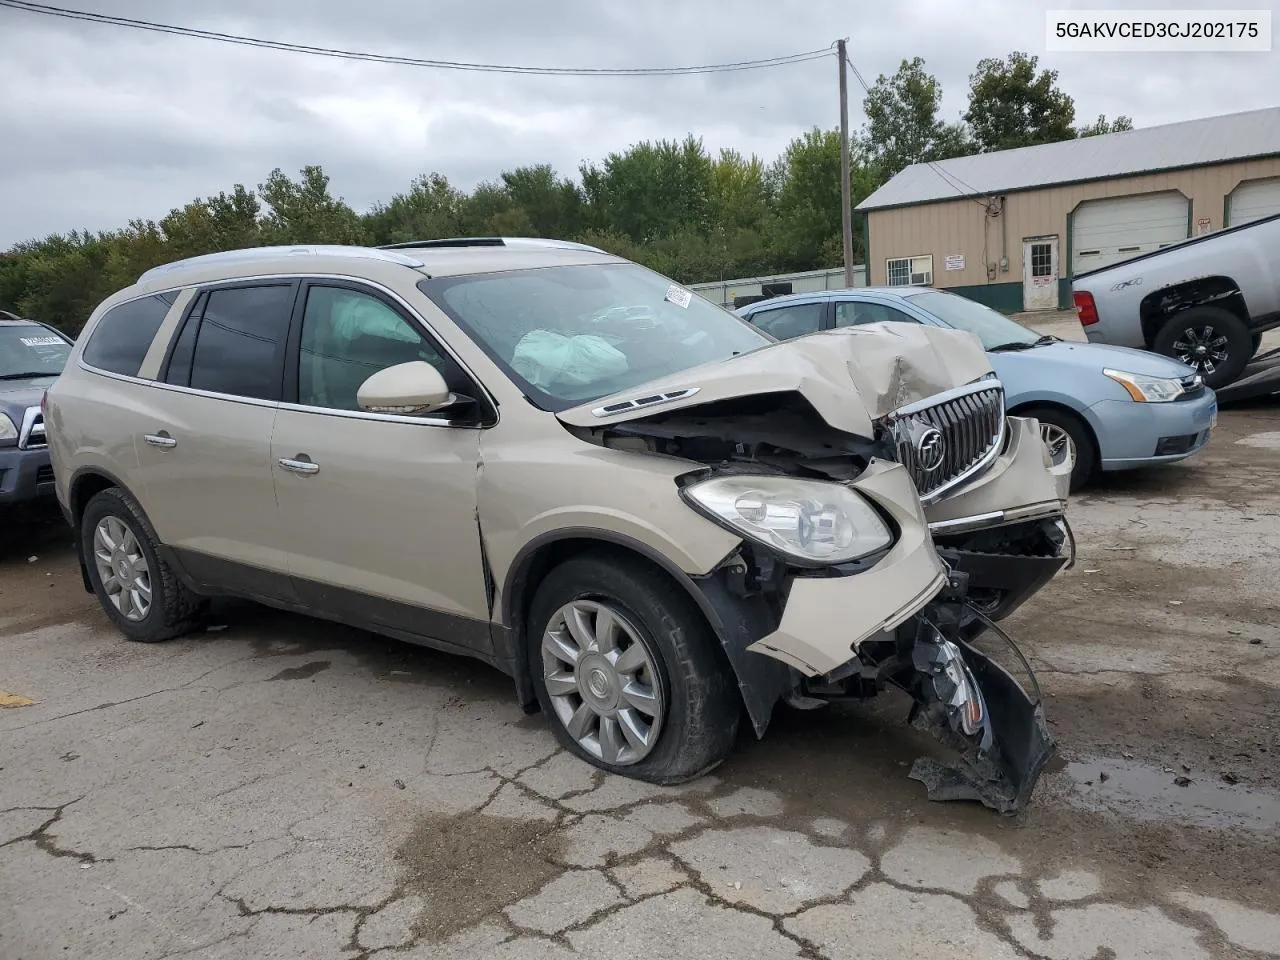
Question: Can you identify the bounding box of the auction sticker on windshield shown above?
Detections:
[664,285,692,309]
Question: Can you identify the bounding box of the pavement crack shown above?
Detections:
[0,796,109,865]
[4,655,261,732]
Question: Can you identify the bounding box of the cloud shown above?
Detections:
[1,0,1276,245]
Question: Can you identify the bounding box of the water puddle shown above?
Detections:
[1061,756,1280,832]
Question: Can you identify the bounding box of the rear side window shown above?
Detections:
[746,302,825,341]
[82,293,175,376]
[183,284,296,401]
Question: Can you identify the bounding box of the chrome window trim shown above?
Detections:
[78,272,500,429]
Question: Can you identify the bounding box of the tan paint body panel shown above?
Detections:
[557,323,992,437]
[747,459,947,676]
[477,426,744,618]
[270,408,490,621]
[923,416,1071,527]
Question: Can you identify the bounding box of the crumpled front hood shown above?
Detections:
[556,323,994,437]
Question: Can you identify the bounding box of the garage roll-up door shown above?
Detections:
[1071,191,1189,274]
[1227,177,1280,226]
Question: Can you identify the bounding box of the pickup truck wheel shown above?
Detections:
[527,552,740,784]
[81,488,201,643]
[1154,307,1251,389]
[1020,405,1096,493]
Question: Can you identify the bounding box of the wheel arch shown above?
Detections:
[67,465,145,593]
[1007,398,1102,464]
[499,529,736,709]
[1138,276,1250,346]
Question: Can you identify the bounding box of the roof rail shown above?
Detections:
[377,237,606,253]
[136,245,426,284]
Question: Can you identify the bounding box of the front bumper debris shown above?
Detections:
[904,612,1055,814]
[746,459,947,675]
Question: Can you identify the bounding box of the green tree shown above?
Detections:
[1077,114,1134,138]
[500,164,584,238]
[861,57,976,179]
[364,173,466,244]
[965,52,1076,152]
[767,128,875,272]
[580,135,713,242]
[258,165,368,245]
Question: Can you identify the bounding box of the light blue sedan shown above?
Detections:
[735,288,1218,491]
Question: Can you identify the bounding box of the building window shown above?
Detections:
[886,255,933,287]
[1030,242,1054,278]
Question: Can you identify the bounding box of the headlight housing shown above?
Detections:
[1103,368,1188,403]
[681,474,892,566]
[0,413,17,444]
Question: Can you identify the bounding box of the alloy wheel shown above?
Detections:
[1171,325,1230,376]
[540,600,664,765]
[1040,422,1076,469]
[92,515,153,622]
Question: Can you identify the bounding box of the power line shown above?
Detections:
[842,52,990,206]
[0,0,834,76]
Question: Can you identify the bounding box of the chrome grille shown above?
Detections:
[18,406,46,450]
[886,381,1006,504]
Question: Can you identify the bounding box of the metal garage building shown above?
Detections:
[855,106,1280,312]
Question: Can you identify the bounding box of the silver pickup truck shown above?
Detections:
[1071,212,1280,395]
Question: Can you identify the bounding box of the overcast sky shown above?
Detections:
[1,0,1276,248]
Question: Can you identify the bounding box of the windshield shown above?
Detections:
[0,323,71,379]
[904,290,1040,350]
[419,263,771,411]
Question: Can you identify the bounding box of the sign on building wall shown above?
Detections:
[1196,217,1213,235]
[944,254,966,271]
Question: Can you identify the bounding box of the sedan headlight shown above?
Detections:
[681,475,892,565]
[1103,368,1187,403]
[0,413,17,443]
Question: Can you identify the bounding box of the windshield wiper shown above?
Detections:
[1033,334,1060,345]
[987,342,1037,352]
[0,371,56,380]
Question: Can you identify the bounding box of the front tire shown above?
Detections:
[1153,306,1251,389]
[527,552,740,784]
[81,487,201,643]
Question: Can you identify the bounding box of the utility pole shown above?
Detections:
[837,38,854,288]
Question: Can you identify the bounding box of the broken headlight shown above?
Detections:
[682,475,891,565]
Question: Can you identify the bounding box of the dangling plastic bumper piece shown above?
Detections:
[904,615,1056,814]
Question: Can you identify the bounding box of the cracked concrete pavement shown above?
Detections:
[2,390,1278,959]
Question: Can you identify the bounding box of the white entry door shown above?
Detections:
[1022,236,1059,311]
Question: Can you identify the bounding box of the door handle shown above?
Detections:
[278,456,319,476]
[143,432,177,449]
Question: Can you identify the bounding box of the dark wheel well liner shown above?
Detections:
[1008,401,1098,456]
[1138,276,1250,347]
[67,467,137,593]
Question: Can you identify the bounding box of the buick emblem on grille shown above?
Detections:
[915,426,946,472]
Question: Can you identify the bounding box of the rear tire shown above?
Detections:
[81,488,202,643]
[527,552,740,784]
[1021,405,1096,493]
[1153,306,1251,389]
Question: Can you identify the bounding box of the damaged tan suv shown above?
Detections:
[45,239,1072,811]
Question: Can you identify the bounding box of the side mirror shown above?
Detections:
[357,361,456,416]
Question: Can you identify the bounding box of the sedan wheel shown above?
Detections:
[541,600,664,766]
[92,515,153,622]
[1040,422,1076,471]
